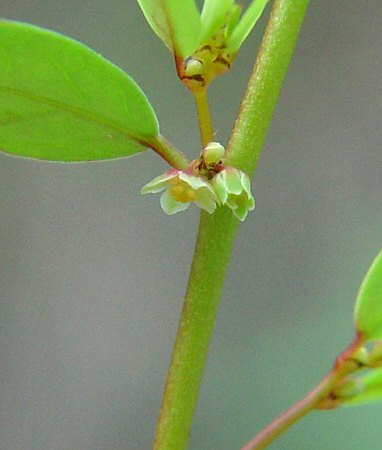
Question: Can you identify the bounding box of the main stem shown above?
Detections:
[153,1,310,449]
[225,0,310,175]
[153,209,239,450]
[154,83,228,449]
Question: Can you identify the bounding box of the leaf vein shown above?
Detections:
[0,85,150,145]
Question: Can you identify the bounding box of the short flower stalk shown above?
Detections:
[141,142,255,221]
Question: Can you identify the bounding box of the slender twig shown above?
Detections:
[194,87,214,146]
[241,335,364,450]
[241,373,338,450]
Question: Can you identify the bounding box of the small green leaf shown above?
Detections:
[355,249,382,340]
[229,0,269,54]
[137,0,201,57]
[0,20,159,161]
[199,0,234,44]
[345,368,382,405]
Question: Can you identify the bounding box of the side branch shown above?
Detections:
[241,335,364,450]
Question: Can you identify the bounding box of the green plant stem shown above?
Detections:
[153,208,239,450]
[225,0,310,174]
[194,87,214,146]
[153,1,310,449]
[149,134,189,169]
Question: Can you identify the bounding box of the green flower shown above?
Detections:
[137,0,269,86]
[212,167,255,221]
[141,169,219,215]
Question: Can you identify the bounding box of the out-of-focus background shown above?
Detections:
[0,1,381,449]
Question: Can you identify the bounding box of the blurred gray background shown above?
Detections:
[1,1,381,449]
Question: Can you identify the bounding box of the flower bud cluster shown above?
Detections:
[141,142,255,221]
[137,0,270,90]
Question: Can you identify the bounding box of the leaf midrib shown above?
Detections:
[0,85,152,145]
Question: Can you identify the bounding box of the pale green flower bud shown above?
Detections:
[333,378,364,402]
[141,169,219,215]
[366,341,382,367]
[203,142,225,166]
[212,167,255,221]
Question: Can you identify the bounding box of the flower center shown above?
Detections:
[169,179,197,203]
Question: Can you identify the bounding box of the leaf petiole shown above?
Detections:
[148,134,190,169]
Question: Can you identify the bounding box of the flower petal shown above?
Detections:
[140,170,178,194]
[247,195,256,210]
[179,172,215,193]
[226,197,239,210]
[212,167,255,220]
[233,202,249,221]
[160,189,190,215]
[224,168,243,194]
[195,188,218,214]
[212,172,227,203]
[240,171,252,195]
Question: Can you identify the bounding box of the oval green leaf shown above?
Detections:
[229,0,269,54]
[137,0,201,58]
[0,20,159,161]
[200,0,234,44]
[355,249,382,340]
